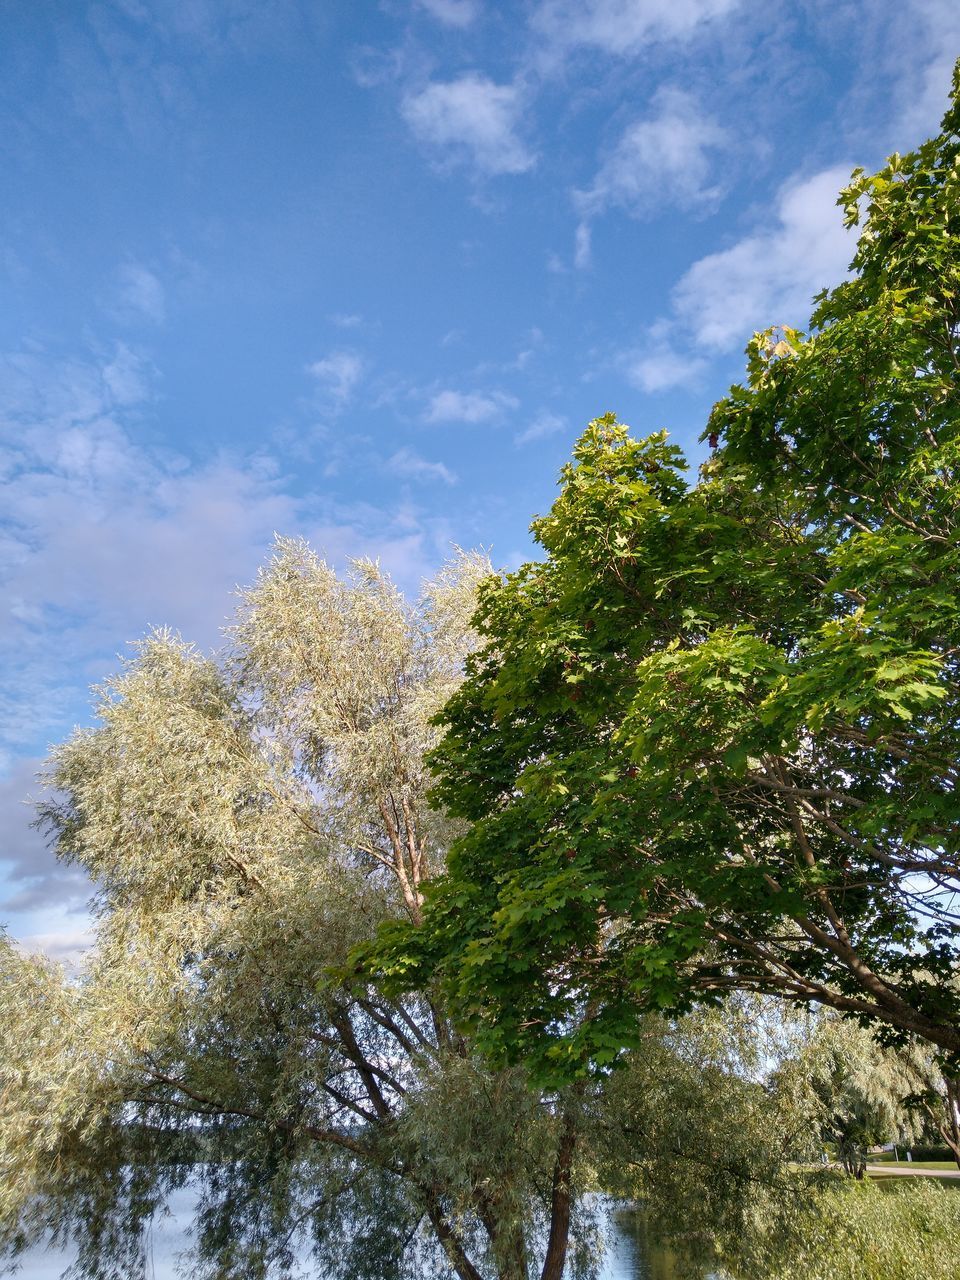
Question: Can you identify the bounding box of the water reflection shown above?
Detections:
[600,1204,715,1280]
[7,1198,713,1280]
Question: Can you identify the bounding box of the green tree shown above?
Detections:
[587,999,960,1278]
[592,1001,808,1269]
[587,1001,960,1280]
[0,541,596,1280]
[365,69,960,1089]
[771,1018,930,1178]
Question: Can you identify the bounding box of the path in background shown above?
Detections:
[867,1164,960,1179]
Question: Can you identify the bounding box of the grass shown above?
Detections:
[870,1153,958,1171]
[885,1161,957,1171]
[869,1170,960,1193]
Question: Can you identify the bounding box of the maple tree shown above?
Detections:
[367,67,960,1096]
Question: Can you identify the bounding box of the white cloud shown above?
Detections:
[306,349,364,405]
[402,74,534,176]
[387,447,458,485]
[424,388,520,424]
[416,0,480,27]
[624,324,708,393]
[675,166,855,349]
[331,312,364,329]
[115,261,166,324]
[577,88,727,223]
[15,926,95,970]
[0,756,90,914]
[574,222,592,269]
[110,0,310,57]
[531,0,743,58]
[882,0,960,144]
[0,342,461,761]
[514,410,566,446]
[622,165,856,391]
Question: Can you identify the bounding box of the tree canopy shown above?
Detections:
[365,65,960,1085]
[1,542,596,1280]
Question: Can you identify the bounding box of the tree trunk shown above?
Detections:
[424,1196,484,1280]
[493,1226,529,1280]
[539,1107,578,1280]
[477,1198,529,1280]
[940,1075,960,1171]
[839,1141,865,1179]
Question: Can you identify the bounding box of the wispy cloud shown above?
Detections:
[831,0,960,151]
[622,321,708,393]
[107,0,314,58]
[530,0,743,60]
[576,88,727,226]
[622,164,856,391]
[514,409,566,446]
[114,260,166,324]
[306,349,364,406]
[402,74,535,176]
[672,165,855,350]
[0,756,89,911]
[892,1,960,141]
[415,0,481,27]
[0,341,461,768]
[388,447,458,484]
[573,222,592,269]
[424,388,520,424]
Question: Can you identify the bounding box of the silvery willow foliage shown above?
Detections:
[591,1001,960,1279]
[0,540,597,1280]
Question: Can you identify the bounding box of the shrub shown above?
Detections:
[719,1178,960,1280]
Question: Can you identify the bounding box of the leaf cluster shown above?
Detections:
[364,64,960,1085]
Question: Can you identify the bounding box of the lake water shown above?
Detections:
[5,1196,713,1279]
[602,1204,709,1279]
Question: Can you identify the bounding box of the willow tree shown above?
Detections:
[0,540,595,1280]
[365,68,960,1091]
[769,1018,932,1178]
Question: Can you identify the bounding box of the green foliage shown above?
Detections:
[723,1179,960,1280]
[1,543,593,1280]
[770,1017,931,1177]
[592,1007,807,1262]
[589,1004,960,1280]
[904,1144,956,1161]
[363,66,960,1083]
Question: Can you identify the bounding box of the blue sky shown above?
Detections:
[2,0,958,958]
